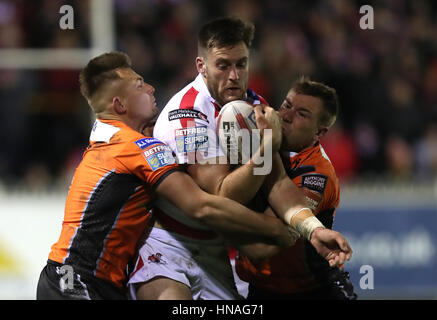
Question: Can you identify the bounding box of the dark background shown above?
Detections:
[0,0,436,191]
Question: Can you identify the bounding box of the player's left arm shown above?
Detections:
[260,156,352,266]
[234,172,328,262]
[187,105,282,205]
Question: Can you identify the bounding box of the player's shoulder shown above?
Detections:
[111,122,142,144]
[156,83,214,137]
[106,121,165,155]
[293,145,338,195]
[315,144,338,178]
[117,132,177,182]
[90,119,142,153]
[124,134,168,154]
[158,86,209,127]
[162,79,205,109]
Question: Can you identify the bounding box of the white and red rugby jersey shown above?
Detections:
[152,73,268,234]
[154,73,267,164]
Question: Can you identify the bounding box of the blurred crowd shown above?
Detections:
[0,0,436,192]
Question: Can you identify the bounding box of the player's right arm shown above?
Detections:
[155,170,295,248]
[230,207,299,262]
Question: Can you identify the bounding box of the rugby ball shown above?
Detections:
[216,100,260,164]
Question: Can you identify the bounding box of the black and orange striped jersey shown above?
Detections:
[236,143,340,294]
[48,119,178,289]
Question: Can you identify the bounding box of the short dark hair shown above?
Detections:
[79,51,132,101]
[198,16,255,53]
[291,77,339,128]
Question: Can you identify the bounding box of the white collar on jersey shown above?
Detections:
[89,120,121,143]
[193,73,214,102]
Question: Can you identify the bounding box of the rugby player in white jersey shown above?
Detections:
[128,17,352,300]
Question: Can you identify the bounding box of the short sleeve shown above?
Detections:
[116,137,179,188]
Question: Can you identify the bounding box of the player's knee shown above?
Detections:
[136,278,192,300]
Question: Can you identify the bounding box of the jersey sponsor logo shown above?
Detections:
[301,174,327,194]
[168,109,209,123]
[175,126,208,137]
[174,125,209,153]
[143,144,176,171]
[135,137,162,150]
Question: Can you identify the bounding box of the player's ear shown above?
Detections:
[196,57,206,78]
[113,96,126,115]
[315,126,328,141]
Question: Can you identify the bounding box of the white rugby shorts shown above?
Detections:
[128,227,243,300]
